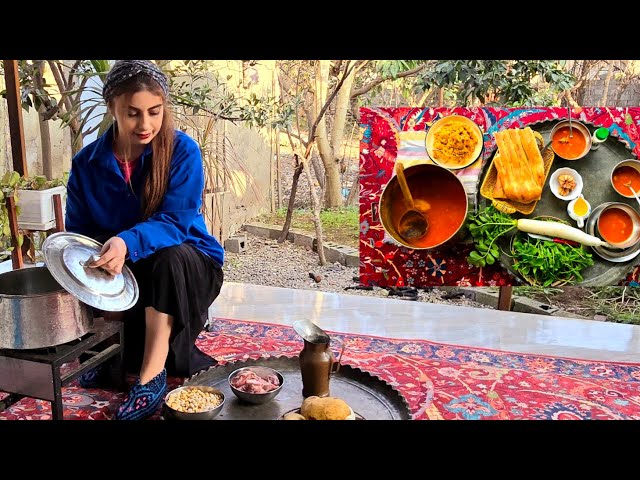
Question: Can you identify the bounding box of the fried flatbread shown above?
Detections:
[492,154,507,199]
[518,127,545,187]
[493,129,542,204]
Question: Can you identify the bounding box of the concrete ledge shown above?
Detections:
[243,223,358,268]
[458,287,587,318]
[458,287,500,309]
[243,222,281,240]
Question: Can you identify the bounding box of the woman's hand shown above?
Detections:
[88,236,128,276]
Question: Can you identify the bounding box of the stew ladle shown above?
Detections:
[394,162,429,241]
[624,181,640,209]
[567,106,573,138]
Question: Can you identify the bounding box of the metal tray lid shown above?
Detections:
[42,232,139,312]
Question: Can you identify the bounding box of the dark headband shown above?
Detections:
[102,60,169,103]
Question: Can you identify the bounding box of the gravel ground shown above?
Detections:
[240,149,491,308]
[223,232,492,309]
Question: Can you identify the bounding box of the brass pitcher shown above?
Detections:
[293,320,344,398]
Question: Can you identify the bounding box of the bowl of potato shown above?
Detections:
[280,396,361,420]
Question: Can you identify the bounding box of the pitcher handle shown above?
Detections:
[332,337,345,374]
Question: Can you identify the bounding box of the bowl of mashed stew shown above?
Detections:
[550,120,592,160]
[611,159,640,199]
[425,115,484,170]
[596,202,640,250]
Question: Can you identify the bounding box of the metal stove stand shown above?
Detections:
[0,319,124,420]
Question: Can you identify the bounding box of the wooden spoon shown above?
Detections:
[394,162,428,241]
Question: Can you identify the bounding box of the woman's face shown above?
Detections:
[110,90,164,150]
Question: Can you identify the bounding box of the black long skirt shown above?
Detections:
[121,243,224,377]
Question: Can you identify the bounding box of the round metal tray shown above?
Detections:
[480,120,640,286]
[176,356,414,420]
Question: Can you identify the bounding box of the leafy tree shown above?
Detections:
[5,60,111,155]
[420,60,575,107]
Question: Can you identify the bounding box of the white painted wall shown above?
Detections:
[0,72,72,179]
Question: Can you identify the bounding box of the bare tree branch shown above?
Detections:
[601,60,614,106]
[46,60,77,126]
[417,87,436,107]
[308,61,357,149]
[54,60,82,91]
[350,63,427,98]
[277,69,297,100]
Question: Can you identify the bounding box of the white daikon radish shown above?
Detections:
[516,219,608,247]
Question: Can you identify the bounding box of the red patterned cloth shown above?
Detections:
[359,107,640,287]
[2,318,640,420]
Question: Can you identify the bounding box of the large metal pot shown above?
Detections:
[379,162,469,250]
[0,267,93,349]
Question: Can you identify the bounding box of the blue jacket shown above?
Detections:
[65,126,224,267]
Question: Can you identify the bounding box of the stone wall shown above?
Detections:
[581,78,640,106]
[174,60,277,241]
[202,119,274,242]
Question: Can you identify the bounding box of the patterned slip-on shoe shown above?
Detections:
[115,369,167,421]
[78,364,109,389]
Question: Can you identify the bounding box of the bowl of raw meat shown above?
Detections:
[228,366,284,405]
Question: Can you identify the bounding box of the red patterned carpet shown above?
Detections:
[2,318,640,420]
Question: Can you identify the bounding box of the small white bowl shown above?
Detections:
[549,167,583,201]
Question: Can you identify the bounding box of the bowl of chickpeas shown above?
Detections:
[163,385,225,420]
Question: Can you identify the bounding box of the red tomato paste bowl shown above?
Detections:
[611,159,640,199]
[596,202,640,250]
[550,120,592,161]
[379,163,468,250]
[228,366,284,405]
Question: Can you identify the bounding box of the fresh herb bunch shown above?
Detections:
[1,171,69,261]
[467,206,518,267]
[18,173,68,191]
[511,238,593,287]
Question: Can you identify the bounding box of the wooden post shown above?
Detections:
[270,125,276,213]
[2,60,28,177]
[276,129,281,210]
[6,195,24,269]
[53,194,64,232]
[497,286,513,311]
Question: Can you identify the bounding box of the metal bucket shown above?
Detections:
[0,267,93,349]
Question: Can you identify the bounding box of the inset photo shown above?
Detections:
[359,106,640,288]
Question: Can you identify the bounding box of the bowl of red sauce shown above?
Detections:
[611,159,640,199]
[379,163,468,249]
[596,202,640,249]
[550,120,592,161]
